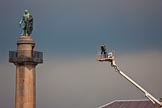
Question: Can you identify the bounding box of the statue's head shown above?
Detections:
[24,10,29,14]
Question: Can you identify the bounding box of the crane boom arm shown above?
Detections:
[111,60,162,107]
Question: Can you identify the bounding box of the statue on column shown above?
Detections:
[19,10,33,36]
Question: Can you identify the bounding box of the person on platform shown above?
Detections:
[101,44,107,58]
[19,10,33,36]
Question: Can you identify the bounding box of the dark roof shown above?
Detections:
[99,100,155,108]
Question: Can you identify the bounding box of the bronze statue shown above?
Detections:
[19,10,33,36]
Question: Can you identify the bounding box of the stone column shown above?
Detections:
[15,36,36,108]
[9,36,43,108]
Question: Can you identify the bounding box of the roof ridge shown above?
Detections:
[98,99,150,108]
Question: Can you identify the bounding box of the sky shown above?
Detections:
[0,0,162,108]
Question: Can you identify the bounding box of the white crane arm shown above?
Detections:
[111,60,162,107]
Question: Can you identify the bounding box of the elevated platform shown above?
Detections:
[96,52,114,62]
[96,57,113,62]
[9,51,43,65]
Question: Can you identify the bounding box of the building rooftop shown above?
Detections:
[99,100,155,108]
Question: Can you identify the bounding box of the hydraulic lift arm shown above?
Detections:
[111,59,162,107]
[96,52,162,107]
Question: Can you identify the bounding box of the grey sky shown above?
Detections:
[0,0,162,58]
[0,0,162,108]
[1,51,162,108]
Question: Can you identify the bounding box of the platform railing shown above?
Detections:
[9,50,43,64]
